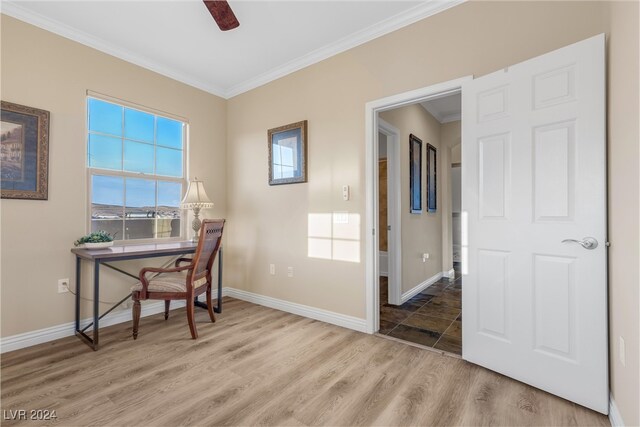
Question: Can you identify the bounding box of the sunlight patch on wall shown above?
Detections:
[308,213,360,263]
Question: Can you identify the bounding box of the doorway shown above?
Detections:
[375,91,463,355]
[365,77,470,339]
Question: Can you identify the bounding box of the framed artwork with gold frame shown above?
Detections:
[1,101,50,200]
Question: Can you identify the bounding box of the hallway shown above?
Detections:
[378,268,462,355]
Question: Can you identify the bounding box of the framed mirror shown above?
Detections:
[268,120,308,185]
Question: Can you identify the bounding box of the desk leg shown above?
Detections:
[194,247,223,313]
[75,257,81,333]
[93,260,100,350]
[216,246,223,314]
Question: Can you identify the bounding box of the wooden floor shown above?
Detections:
[1,298,609,426]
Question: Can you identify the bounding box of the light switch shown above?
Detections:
[342,185,350,201]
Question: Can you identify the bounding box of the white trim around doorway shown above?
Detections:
[378,118,402,306]
[364,76,473,334]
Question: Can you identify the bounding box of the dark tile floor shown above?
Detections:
[379,267,462,355]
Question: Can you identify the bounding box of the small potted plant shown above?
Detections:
[74,231,115,249]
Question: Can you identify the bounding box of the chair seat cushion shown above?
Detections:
[131,272,207,293]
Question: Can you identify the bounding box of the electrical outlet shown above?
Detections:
[58,278,69,293]
[269,264,276,275]
[619,336,626,367]
[422,253,430,262]
[287,267,294,277]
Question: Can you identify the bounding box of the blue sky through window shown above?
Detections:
[124,108,154,142]
[89,98,185,239]
[88,98,183,177]
[157,117,183,149]
[88,98,122,136]
[124,140,154,173]
[158,181,181,207]
[126,178,155,208]
[156,147,182,177]
[92,175,123,206]
[89,134,122,170]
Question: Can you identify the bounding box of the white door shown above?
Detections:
[462,34,607,413]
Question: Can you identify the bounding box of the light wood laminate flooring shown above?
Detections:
[1,297,609,426]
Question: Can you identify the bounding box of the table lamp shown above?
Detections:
[181,178,214,241]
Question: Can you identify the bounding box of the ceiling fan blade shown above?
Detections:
[203,0,240,31]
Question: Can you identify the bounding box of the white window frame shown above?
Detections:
[85,91,189,245]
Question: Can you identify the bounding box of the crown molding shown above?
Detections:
[0,1,228,98]
[420,100,445,122]
[2,0,465,100]
[225,0,466,98]
[420,101,461,124]
[441,112,462,123]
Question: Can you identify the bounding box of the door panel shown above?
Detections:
[477,249,510,340]
[462,34,607,413]
[478,133,510,219]
[533,254,577,360]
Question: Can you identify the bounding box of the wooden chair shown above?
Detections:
[131,219,225,340]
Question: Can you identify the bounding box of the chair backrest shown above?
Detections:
[191,219,225,282]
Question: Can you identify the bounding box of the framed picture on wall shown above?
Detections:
[426,143,437,212]
[409,134,422,214]
[268,120,308,185]
[1,101,50,200]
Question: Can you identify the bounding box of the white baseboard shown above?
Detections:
[609,393,625,426]
[401,271,444,303]
[379,251,389,277]
[226,288,368,333]
[0,290,228,354]
[442,268,456,279]
[1,287,367,352]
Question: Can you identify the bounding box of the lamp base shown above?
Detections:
[191,207,202,242]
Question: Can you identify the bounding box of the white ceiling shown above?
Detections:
[2,0,464,99]
[420,92,461,123]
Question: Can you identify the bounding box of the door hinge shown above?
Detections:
[372,228,375,236]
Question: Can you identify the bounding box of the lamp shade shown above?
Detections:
[181,178,214,209]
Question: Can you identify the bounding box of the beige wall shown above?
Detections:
[451,144,461,164]
[380,104,443,294]
[0,16,227,337]
[227,0,608,317]
[604,1,640,425]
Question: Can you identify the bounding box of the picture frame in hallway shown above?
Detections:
[426,143,437,212]
[409,134,422,214]
[1,101,50,200]
[268,120,308,185]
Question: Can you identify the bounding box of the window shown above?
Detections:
[87,97,186,241]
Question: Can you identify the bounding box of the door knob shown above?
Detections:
[561,237,598,250]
